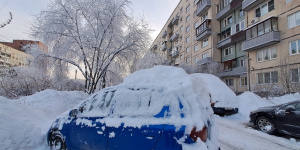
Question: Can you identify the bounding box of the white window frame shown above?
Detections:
[257,71,278,85]
[202,38,208,47]
[194,57,199,64]
[186,25,191,33]
[256,47,277,62]
[186,14,191,22]
[289,39,300,55]
[194,45,199,52]
[291,68,300,83]
[240,77,247,86]
[186,36,191,43]
[224,47,233,56]
[186,47,190,53]
[255,0,274,18]
[202,52,208,59]
[225,79,234,87]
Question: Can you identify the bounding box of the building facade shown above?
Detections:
[242,0,300,93]
[0,43,31,68]
[151,0,300,94]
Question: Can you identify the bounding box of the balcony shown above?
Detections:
[172,51,179,57]
[242,0,265,11]
[216,0,243,20]
[152,45,157,49]
[243,31,280,52]
[168,15,179,27]
[218,31,246,49]
[170,33,179,42]
[196,0,211,17]
[162,31,167,38]
[162,43,167,51]
[197,57,212,65]
[196,19,212,41]
[219,66,247,77]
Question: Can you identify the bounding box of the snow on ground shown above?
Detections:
[0,90,89,150]
[229,92,300,121]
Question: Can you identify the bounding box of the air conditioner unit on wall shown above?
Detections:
[251,18,259,24]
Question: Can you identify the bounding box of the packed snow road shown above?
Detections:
[216,117,300,150]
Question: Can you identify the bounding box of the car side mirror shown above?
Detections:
[285,106,296,113]
[69,109,79,118]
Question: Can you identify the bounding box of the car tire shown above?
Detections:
[256,116,276,134]
[50,131,67,150]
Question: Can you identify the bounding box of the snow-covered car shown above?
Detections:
[47,66,219,150]
[249,100,300,138]
[191,73,239,116]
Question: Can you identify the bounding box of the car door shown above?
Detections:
[277,102,300,136]
[106,88,164,150]
[62,91,115,150]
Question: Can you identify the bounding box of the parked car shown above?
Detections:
[47,66,219,150]
[249,100,300,138]
[191,73,239,116]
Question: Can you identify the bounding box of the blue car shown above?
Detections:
[47,84,219,149]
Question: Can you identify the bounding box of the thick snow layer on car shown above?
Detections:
[0,90,89,150]
[191,73,238,108]
[58,66,219,150]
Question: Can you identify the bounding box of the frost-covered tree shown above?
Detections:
[131,50,167,72]
[31,0,151,94]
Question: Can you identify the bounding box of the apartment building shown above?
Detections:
[242,0,300,93]
[0,43,31,68]
[151,0,300,94]
[151,0,221,67]
[215,0,248,93]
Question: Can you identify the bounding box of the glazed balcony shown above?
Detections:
[162,31,167,38]
[216,0,243,20]
[196,19,212,41]
[242,0,265,11]
[218,30,246,49]
[172,50,179,57]
[243,31,280,52]
[243,17,280,52]
[168,15,179,27]
[196,0,211,17]
[170,33,179,42]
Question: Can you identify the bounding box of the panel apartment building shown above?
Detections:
[0,40,48,68]
[151,0,300,94]
[151,0,247,93]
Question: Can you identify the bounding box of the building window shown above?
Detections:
[220,28,231,40]
[240,77,247,86]
[224,47,233,56]
[180,55,183,60]
[180,7,183,13]
[255,0,274,17]
[289,39,300,55]
[186,47,190,53]
[201,12,208,22]
[194,11,197,17]
[186,57,191,63]
[194,57,199,64]
[194,21,199,29]
[226,79,234,87]
[257,71,278,84]
[231,20,245,35]
[286,0,292,3]
[291,68,300,83]
[240,59,246,67]
[239,9,244,17]
[256,47,277,62]
[288,11,300,29]
[186,36,191,43]
[186,14,191,22]
[246,17,278,40]
[202,52,208,59]
[186,4,190,12]
[202,38,208,47]
[186,25,191,33]
[194,45,199,52]
[180,26,183,32]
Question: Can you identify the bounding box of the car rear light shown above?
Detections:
[190,126,208,142]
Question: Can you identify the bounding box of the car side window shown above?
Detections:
[78,91,115,117]
[281,102,297,110]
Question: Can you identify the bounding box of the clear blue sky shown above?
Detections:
[0,0,179,42]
